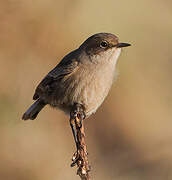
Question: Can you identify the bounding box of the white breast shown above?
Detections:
[76,48,121,117]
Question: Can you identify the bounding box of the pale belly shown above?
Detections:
[69,64,117,117]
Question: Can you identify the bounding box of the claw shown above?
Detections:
[71,150,80,167]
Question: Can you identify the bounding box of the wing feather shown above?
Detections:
[33,49,79,100]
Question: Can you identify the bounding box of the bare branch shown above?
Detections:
[70,116,91,180]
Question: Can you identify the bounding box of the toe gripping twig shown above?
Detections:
[70,103,91,180]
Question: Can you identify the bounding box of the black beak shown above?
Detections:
[116,43,131,48]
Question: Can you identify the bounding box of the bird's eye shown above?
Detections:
[100,41,108,48]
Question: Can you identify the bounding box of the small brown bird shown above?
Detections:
[22,33,130,121]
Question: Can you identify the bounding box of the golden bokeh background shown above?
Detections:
[1,0,172,179]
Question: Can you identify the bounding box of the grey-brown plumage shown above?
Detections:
[22,33,130,120]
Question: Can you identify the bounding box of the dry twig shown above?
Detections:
[70,115,91,180]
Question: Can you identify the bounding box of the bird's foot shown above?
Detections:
[71,150,81,167]
[70,103,86,128]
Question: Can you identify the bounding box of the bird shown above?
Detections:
[22,33,130,121]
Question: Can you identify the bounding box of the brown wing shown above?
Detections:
[33,49,79,100]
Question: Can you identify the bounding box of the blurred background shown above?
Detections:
[1,0,172,179]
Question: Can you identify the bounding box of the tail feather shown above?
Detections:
[22,99,46,120]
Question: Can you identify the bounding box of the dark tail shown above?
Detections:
[22,99,46,120]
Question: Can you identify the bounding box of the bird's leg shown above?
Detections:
[70,103,86,142]
[70,117,80,167]
[70,118,79,150]
[70,103,86,167]
[74,103,86,128]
